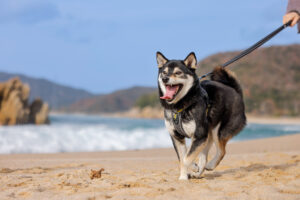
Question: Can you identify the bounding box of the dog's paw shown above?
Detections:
[191,162,199,172]
[178,174,188,180]
[188,172,203,179]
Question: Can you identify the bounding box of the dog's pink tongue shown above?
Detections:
[160,85,178,100]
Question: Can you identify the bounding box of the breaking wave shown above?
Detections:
[0,114,299,154]
[0,114,171,154]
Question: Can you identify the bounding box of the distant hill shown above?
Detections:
[0,72,95,109]
[62,86,157,113]
[196,44,300,116]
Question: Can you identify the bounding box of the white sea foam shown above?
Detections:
[1,114,300,154]
[0,123,172,154]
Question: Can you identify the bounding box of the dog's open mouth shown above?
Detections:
[160,84,183,101]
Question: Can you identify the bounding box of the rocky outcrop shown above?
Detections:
[0,77,50,125]
[29,98,50,124]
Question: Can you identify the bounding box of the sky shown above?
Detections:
[0,0,299,94]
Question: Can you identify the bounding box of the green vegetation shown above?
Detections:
[135,92,160,109]
[244,87,300,116]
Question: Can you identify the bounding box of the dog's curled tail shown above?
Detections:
[211,66,243,96]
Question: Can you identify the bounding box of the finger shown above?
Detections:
[283,15,293,25]
[283,16,289,24]
[291,17,299,27]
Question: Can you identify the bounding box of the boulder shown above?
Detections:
[0,77,50,125]
[29,98,50,124]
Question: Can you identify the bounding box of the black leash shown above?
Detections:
[199,20,292,80]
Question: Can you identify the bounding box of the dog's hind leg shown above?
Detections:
[180,136,208,180]
[205,123,228,170]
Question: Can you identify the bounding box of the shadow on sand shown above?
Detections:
[190,159,300,180]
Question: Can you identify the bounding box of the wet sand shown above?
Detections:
[0,134,300,200]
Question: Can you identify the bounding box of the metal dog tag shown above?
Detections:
[173,112,179,125]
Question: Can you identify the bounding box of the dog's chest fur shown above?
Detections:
[164,110,196,138]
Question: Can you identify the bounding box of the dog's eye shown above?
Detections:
[162,71,167,75]
[175,71,182,75]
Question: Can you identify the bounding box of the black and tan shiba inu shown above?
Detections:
[156,52,246,180]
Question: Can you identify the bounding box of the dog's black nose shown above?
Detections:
[162,77,169,83]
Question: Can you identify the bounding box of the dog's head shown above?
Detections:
[156,52,198,105]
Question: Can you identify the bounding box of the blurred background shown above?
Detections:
[0,0,299,154]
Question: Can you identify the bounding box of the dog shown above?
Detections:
[156,51,246,180]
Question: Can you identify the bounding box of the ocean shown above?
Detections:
[0,114,300,154]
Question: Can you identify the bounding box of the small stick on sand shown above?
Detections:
[90,168,105,180]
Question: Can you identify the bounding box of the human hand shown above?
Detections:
[283,12,300,27]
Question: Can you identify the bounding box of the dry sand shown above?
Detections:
[0,134,300,200]
[247,116,300,125]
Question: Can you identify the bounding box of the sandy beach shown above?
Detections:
[0,134,300,200]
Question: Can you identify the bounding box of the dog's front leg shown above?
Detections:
[182,136,208,179]
[170,133,187,180]
[196,133,212,176]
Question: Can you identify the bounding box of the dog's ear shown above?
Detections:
[184,52,197,69]
[156,51,168,68]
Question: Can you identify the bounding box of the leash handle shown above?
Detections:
[199,20,292,80]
